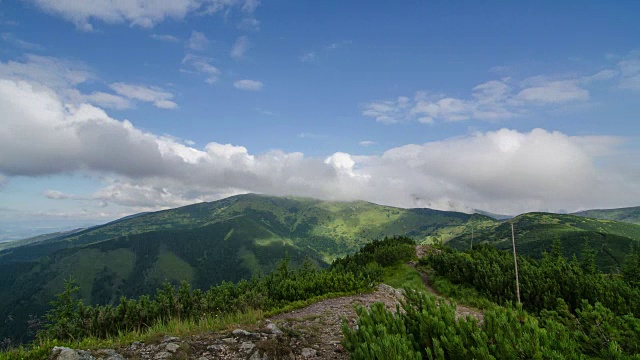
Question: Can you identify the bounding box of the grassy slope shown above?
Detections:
[572,206,640,225]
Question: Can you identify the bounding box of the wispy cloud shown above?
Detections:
[150,34,180,42]
[187,31,209,51]
[234,79,263,91]
[26,0,260,31]
[359,140,376,146]
[182,54,220,84]
[109,83,177,109]
[230,36,250,59]
[238,18,260,32]
[1,33,44,51]
[299,51,316,63]
[363,71,615,124]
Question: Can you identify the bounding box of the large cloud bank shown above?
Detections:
[1,68,638,215]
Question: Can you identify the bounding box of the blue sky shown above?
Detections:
[0,0,639,237]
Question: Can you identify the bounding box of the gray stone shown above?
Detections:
[221,337,236,343]
[232,328,251,337]
[301,347,317,358]
[207,344,227,351]
[94,349,125,360]
[165,342,180,353]
[153,351,172,359]
[249,351,262,360]
[162,336,179,343]
[239,342,255,351]
[265,323,283,336]
[51,347,95,360]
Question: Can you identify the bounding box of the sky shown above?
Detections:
[1,0,640,236]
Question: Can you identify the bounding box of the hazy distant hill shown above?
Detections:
[572,206,640,225]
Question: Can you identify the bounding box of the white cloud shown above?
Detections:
[187,31,208,51]
[233,79,263,91]
[238,18,260,31]
[359,141,376,146]
[109,82,177,109]
[27,0,259,31]
[242,0,260,13]
[230,36,249,59]
[84,91,132,110]
[150,34,179,42]
[44,190,71,199]
[1,59,639,215]
[182,54,220,84]
[363,72,610,124]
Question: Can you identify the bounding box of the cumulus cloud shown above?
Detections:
[182,54,220,84]
[233,79,263,91]
[230,36,249,59]
[109,83,177,109]
[1,69,639,215]
[27,0,259,31]
[187,31,208,51]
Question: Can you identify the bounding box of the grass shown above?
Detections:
[428,273,497,310]
[382,263,429,292]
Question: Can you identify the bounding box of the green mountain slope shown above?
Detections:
[0,194,489,342]
[572,206,640,225]
[447,212,640,271]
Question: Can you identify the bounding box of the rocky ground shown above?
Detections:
[49,246,483,360]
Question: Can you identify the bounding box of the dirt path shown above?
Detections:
[413,245,484,324]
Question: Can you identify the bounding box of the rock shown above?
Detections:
[165,343,180,353]
[239,341,255,351]
[197,357,208,360]
[207,344,227,351]
[162,336,179,343]
[221,337,236,343]
[94,349,124,360]
[153,351,172,359]
[265,323,283,336]
[232,328,251,337]
[249,350,262,360]
[335,344,345,353]
[301,347,317,358]
[51,347,95,360]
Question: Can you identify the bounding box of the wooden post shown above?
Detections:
[470,226,474,250]
[511,222,521,304]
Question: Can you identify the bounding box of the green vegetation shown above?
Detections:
[0,194,481,343]
[448,212,640,271]
[1,236,416,359]
[343,242,640,359]
[573,206,640,225]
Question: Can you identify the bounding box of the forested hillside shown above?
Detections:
[447,212,640,271]
[0,194,482,343]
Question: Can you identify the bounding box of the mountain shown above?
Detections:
[0,228,87,251]
[447,212,640,271]
[0,193,491,342]
[572,206,640,225]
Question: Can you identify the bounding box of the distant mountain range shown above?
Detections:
[1,194,639,343]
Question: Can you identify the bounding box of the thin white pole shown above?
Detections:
[511,222,521,304]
